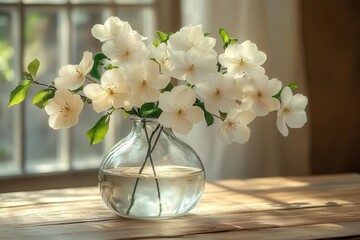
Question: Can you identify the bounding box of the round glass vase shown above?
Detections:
[98,118,205,220]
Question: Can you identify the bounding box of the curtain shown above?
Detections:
[178,0,310,180]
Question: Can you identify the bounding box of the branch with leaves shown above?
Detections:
[9,16,308,146]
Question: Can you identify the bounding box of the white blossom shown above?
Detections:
[44,88,84,130]
[84,68,131,112]
[54,51,93,90]
[91,16,139,42]
[218,40,266,77]
[218,109,256,144]
[102,33,149,67]
[158,85,203,134]
[125,60,170,104]
[196,72,237,114]
[170,48,217,85]
[149,43,173,76]
[277,87,308,136]
[237,73,282,116]
[168,24,216,55]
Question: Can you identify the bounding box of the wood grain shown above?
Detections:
[0,174,359,239]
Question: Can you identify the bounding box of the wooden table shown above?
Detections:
[1,174,359,240]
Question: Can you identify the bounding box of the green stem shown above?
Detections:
[125,122,163,216]
[33,80,55,89]
[143,123,163,216]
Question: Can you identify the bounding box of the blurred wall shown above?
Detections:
[301,0,360,174]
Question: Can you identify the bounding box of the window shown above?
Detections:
[0,0,178,178]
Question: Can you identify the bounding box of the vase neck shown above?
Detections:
[131,117,174,136]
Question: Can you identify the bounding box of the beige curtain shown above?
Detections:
[179,0,310,180]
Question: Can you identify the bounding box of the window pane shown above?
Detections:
[117,6,155,37]
[70,8,104,169]
[0,10,17,175]
[115,0,155,4]
[24,8,64,173]
[70,0,111,3]
[0,0,20,3]
[22,0,67,4]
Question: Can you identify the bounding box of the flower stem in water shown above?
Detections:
[125,122,163,216]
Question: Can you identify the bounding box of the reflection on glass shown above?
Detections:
[0,11,15,175]
[24,8,62,173]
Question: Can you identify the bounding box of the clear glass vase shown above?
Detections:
[98,118,205,220]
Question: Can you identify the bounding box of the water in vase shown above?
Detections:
[99,165,205,219]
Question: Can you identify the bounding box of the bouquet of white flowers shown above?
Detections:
[9,16,308,145]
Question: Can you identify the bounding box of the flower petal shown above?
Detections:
[92,95,112,113]
[286,111,307,128]
[84,83,106,99]
[277,114,289,137]
[158,91,176,112]
[174,86,196,108]
[48,113,61,130]
[185,106,203,123]
[168,32,192,52]
[143,60,160,80]
[151,75,170,89]
[158,112,192,134]
[218,124,233,145]
[290,94,308,111]
[231,125,251,144]
[91,24,108,42]
[78,51,94,75]
[44,99,59,115]
[236,111,256,125]
[252,99,270,116]
[280,87,293,106]
[140,86,160,102]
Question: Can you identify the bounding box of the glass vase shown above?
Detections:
[98,118,205,220]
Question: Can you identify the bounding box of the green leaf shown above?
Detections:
[229,38,238,45]
[288,83,298,90]
[152,37,161,48]
[204,110,214,126]
[22,71,33,80]
[219,28,230,44]
[204,32,211,37]
[89,53,108,80]
[162,82,174,92]
[121,109,129,118]
[273,90,281,100]
[272,83,299,100]
[144,108,162,118]
[140,102,156,113]
[8,80,32,107]
[32,89,55,109]
[219,111,227,121]
[195,99,214,127]
[139,102,162,118]
[27,59,40,77]
[87,115,110,145]
[155,31,173,44]
[157,31,168,42]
